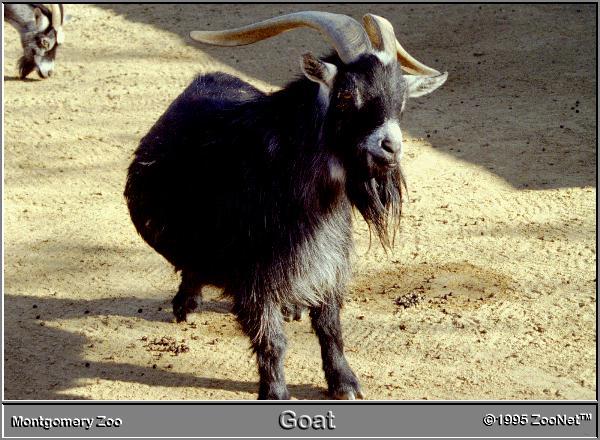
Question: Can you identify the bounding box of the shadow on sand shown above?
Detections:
[4,293,327,400]
[91,4,596,190]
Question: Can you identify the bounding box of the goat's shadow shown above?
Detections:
[3,242,233,324]
[4,293,327,400]
[2,239,325,400]
[4,75,40,82]
[90,3,596,190]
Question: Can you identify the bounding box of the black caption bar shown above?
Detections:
[3,402,597,438]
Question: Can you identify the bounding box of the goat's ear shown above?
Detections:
[301,53,337,89]
[33,8,49,31]
[405,72,448,98]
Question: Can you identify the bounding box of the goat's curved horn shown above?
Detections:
[363,13,440,76]
[190,11,372,64]
[49,4,64,44]
[362,14,396,59]
[395,40,440,76]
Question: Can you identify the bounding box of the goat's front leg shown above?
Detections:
[234,299,290,400]
[310,300,364,400]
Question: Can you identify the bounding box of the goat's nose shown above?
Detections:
[47,70,53,77]
[380,137,399,155]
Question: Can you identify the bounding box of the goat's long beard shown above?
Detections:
[349,164,407,249]
[18,56,36,79]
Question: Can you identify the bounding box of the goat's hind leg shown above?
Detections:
[234,298,290,399]
[172,270,204,322]
[310,299,364,400]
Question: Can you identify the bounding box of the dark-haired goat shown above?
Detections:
[125,12,447,399]
[4,4,65,79]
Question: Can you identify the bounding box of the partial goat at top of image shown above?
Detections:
[4,3,65,79]
[124,11,447,400]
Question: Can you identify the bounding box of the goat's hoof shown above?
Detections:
[172,296,199,323]
[330,375,365,400]
[258,386,290,400]
[172,302,191,323]
[173,308,187,323]
[335,389,365,400]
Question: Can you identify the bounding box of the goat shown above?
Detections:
[4,4,65,79]
[125,11,447,400]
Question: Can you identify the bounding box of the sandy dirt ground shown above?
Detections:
[3,4,596,400]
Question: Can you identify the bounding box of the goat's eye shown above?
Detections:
[37,37,50,50]
[338,91,353,101]
[336,91,355,111]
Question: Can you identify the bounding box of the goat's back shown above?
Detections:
[125,73,274,278]
[4,4,35,29]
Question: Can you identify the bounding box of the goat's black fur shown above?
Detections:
[125,53,411,399]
